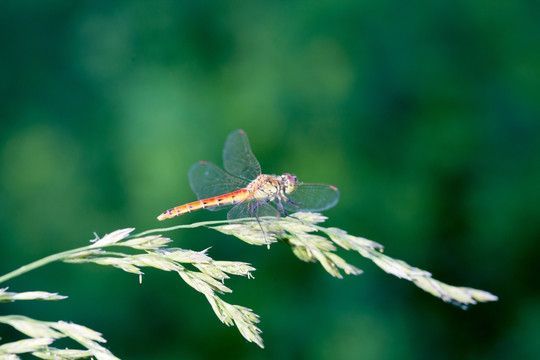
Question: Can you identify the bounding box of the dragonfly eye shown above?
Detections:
[281,174,298,194]
[282,173,296,183]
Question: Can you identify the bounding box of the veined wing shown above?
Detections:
[285,183,340,212]
[227,200,280,245]
[227,200,280,220]
[189,161,249,201]
[223,129,262,181]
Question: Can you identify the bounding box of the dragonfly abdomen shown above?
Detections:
[157,188,250,220]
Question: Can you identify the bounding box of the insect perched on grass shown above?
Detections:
[157,129,339,223]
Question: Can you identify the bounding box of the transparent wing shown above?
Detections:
[227,200,256,220]
[285,183,340,212]
[222,129,262,181]
[256,202,281,218]
[189,161,249,200]
[227,200,280,220]
[227,201,279,245]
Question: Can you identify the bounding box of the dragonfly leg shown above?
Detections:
[253,201,281,248]
[275,197,288,216]
[284,197,301,213]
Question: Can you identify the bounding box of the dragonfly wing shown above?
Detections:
[189,160,249,202]
[227,200,280,220]
[227,201,279,245]
[227,200,256,220]
[256,202,281,218]
[223,129,262,181]
[285,183,340,212]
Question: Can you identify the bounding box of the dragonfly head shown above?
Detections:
[280,173,298,194]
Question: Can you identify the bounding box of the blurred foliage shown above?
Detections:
[1,0,539,359]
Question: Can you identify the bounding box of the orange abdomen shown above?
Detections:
[157,189,250,220]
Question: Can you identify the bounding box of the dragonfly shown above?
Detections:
[157,129,339,222]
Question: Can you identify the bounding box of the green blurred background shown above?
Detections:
[1,1,539,359]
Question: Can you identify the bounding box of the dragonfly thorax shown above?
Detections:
[247,173,298,201]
